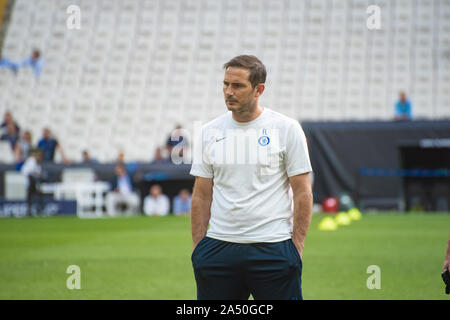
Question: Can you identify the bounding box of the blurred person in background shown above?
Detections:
[19,49,44,78]
[81,150,98,164]
[143,184,170,216]
[394,91,412,121]
[0,121,20,150]
[150,146,170,164]
[0,111,20,136]
[14,130,34,169]
[37,127,70,164]
[21,148,44,217]
[173,188,191,216]
[117,151,125,165]
[105,163,140,216]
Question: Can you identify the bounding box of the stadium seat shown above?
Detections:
[4,171,27,200]
[0,142,14,163]
[0,0,446,162]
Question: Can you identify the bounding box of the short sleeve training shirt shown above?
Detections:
[190,108,312,243]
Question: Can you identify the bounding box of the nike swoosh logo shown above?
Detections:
[215,137,226,142]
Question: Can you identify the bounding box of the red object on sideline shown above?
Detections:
[322,197,339,213]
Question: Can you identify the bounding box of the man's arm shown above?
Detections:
[289,172,313,259]
[13,143,22,162]
[56,143,70,165]
[191,176,213,250]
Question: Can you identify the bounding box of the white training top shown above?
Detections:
[190,108,312,243]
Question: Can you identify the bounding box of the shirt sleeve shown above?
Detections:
[189,127,214,178]
[284,121,313,177]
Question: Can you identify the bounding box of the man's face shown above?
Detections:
[43,129,51,139]
[24,131,31,142]
[223,67,260,114]
[32,51,39,60]
[180,190,190,201]
[4,112,12,123]
[35,152,43,163]
[150,185,161,197]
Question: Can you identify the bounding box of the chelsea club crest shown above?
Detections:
[258,135,270,146]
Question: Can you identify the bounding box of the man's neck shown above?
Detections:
[232,104,264,123]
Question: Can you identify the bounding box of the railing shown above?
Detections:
[41,181,110,218]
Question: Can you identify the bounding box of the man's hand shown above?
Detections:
[192,238,203,252]
[291,237,303,260]
[443,259,450,273]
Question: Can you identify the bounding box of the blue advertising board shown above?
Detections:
[0,200,77,217]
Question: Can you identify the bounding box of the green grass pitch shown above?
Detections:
[0,213,449,299]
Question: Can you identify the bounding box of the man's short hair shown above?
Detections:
[223,55,267,88]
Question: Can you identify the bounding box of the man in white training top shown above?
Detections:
[190,55,313,300]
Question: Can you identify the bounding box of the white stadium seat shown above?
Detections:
[0,0,446,163]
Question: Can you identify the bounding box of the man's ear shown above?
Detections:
[254,83,265,97]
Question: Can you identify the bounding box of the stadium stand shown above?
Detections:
[0,0,450,164]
